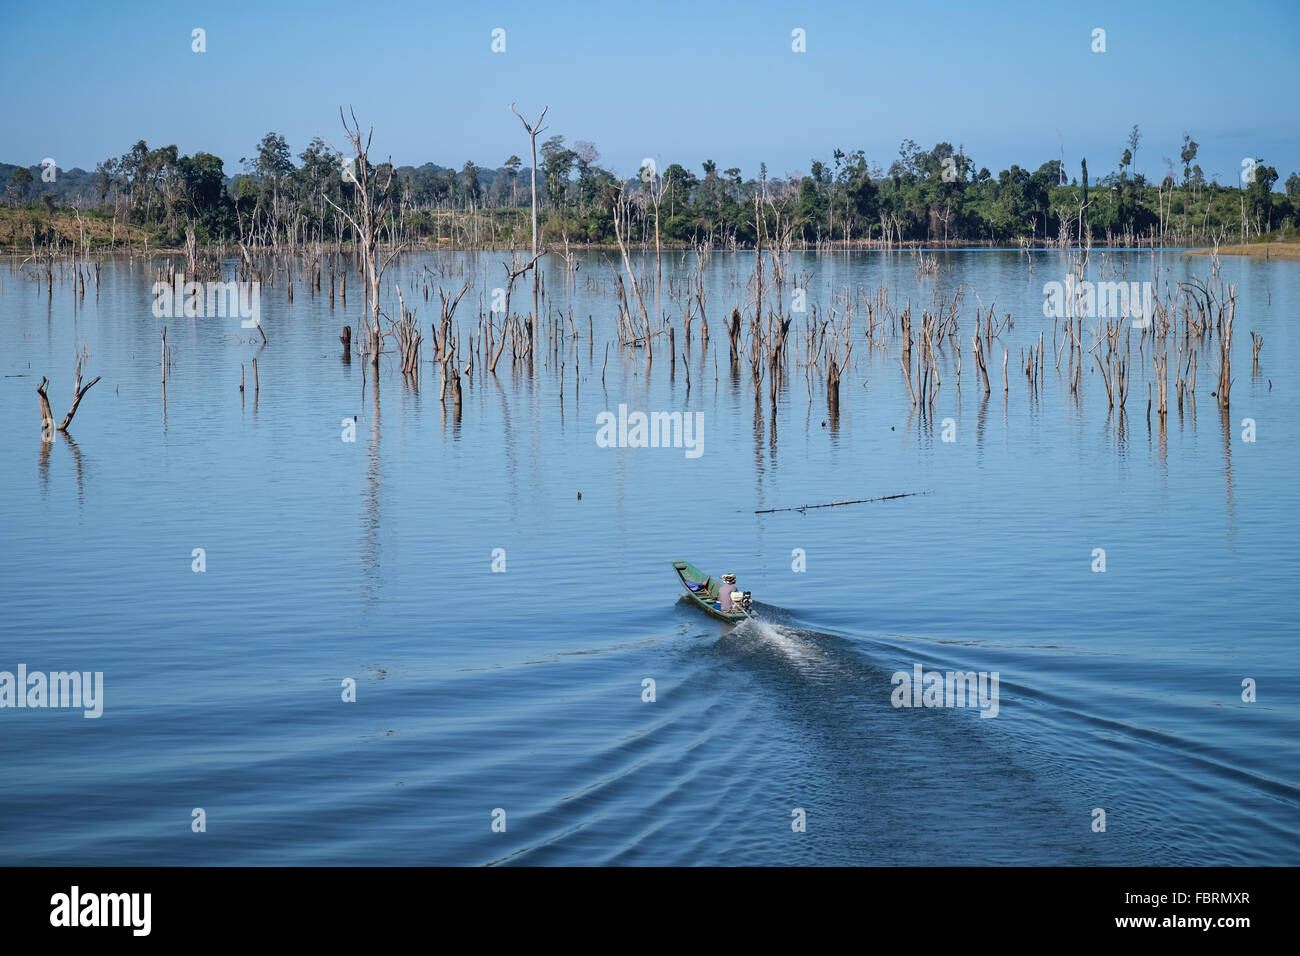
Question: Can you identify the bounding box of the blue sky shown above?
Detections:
[3,0,1297,184]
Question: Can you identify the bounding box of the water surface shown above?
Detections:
[1,248,1296,865]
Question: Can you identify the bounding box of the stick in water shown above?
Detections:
[755,492,930,514]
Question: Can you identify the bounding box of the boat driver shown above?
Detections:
[717,573,739,611]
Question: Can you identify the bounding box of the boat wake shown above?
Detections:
[728,615,828,668]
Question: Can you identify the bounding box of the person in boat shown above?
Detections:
[716,573,739,612]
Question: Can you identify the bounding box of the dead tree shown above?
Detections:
[324,108,399,371]
[826,330,852,418]
[727,307,743,367]
[508,104,548,260]
[640,159,665,292]
[489,253,543,373]
[693,250,710,345]
[37,355,100,441]
[1217,285,1236,408]
[612,184,653,360]
[509,103,548,340]
[435,280,472,361]
[393,284,422,378]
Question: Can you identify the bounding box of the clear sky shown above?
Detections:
[3,0,1297,184]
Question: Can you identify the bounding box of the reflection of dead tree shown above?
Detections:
[37,353,100,441]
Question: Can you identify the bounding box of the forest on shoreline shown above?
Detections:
[3,123,1298,253]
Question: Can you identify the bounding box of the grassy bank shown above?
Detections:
[0,206,150,251]
[1185,239,1300,260]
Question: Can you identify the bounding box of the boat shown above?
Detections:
[672,560,754,622]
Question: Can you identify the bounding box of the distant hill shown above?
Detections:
[1,159,525,211]
[0,162,103,207]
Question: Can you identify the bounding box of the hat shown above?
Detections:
[722,573,736,584]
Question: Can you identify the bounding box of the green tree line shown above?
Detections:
[4,127,1297,249]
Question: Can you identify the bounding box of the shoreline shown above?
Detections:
[6,238,1285,260]
[1184,241,1300,260]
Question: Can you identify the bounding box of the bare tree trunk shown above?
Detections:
[325,108,399,374]
[510,103,548,355]
[37,357,101,440]
[612,185,652,359]
[509,104,547,259]
[36,378,55,440]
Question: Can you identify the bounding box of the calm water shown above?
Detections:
[1,248,1297,865]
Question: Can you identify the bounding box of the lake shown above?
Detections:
[1,246,1296,865]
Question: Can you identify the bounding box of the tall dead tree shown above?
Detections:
[325,108,398,372]
[1216,285,1236,408]
[612,184,653,361]
[509,103,548,349]
[640,159,665,297]
[508,104,547,259]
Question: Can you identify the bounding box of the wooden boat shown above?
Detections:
[672,560,754,622]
